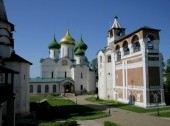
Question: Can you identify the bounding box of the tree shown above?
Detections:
[165,59,170,93]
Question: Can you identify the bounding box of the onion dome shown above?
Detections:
[74,42,79,52]
[48,36,61,49]
[74,48,85,56]
[78,36,87,50]
[60,30,75,45]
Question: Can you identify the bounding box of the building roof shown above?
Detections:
[0,65,19,74]
[111,16,122,29]
[0,0,7,21]
[0,0,14,31]
[77,36,87,50]
[74,48,85,56]
[29,77,73,83]
[48,36,61,49]
[60,30,75,45]
[4,51,32,65]
[114,26,161,44]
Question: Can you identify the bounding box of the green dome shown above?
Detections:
[74,48,84,56]
[48,36,61,49]
[74,42,79,52]
[60,30,75,45]
[78,36,87,50]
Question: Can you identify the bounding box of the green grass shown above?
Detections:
[39,120,77,126]
[30,95,108,122]
[152,111,170,117]
[104,121,120,126]
[85,96,170,113]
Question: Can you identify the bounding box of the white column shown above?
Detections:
[120,47,123,59]
[128,44,133,54]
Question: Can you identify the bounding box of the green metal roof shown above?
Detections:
[74,48,85,56]
[78,36,87,50]
[48,36,61,49]
[29,77,73,83]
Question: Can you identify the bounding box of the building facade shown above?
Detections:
[0,0,32,126]
[97,17,165,108]
[30,32,96,95]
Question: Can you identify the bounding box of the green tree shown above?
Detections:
[165,59,170,93]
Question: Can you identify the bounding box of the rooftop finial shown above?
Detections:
[114,16,118,19]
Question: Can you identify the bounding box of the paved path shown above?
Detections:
[67,95,170,126]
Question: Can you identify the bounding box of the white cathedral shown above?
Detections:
[30,31,96,95]
[97,17,165,108]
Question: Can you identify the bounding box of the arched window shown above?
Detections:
[108,55,111,62]
[100,56,102,63]
[37,85,41,93]
[123,41,129,55]
[110,30,113,38]
[45,85,49,93]
[132,35,141,53]
[147,34,155,50]
[30,85,33,93]
[115,45,121,61]
[53,85,56,93]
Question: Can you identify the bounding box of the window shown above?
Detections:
[37,85,41,93]
[147,35,155,50]
[110,30,113,38]
[115,45,121,61]
[45,85,49,93]
[123,41,129,55]
[81,85,83,90]
[53,85,56,93]
[81,73,83,78]
[30,85,33,93]
[65,71,67,78]
[100,56,102,63]
[133,41,141,52]
[51,72,53,78]
[108,55,111,62]
[132,35,141,53]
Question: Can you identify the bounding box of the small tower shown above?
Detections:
[107,16,125,46]
[0,0,15,59]
[60,30,75,60]
[74,36,87,64]
[48,35,61,59]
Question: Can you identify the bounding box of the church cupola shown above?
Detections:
[107,16,125,46]
[74,36,87,64]
[0,0,15,59]
[60,30,75,59]
[48,36,60,59]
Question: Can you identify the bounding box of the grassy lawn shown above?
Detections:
[152,111,170,117]
[104,121,120,126]
[30,95,109,126]
[85,96,170,113]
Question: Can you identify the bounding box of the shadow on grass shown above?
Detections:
[30,101,107,121]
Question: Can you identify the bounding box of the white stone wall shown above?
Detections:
[5,62,30,114]
[49,49,59,59]
[60,44,74,59]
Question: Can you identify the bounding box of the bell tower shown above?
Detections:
[107,16,125,46]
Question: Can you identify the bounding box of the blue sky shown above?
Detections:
[4,0,170,77]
